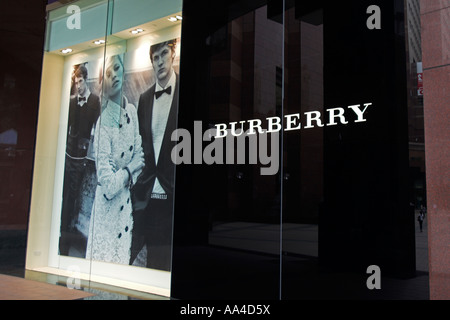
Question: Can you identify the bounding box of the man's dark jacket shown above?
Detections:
[131,74,179,211]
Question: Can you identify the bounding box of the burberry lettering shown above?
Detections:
[171,103,374,176]
[214,103,373,138]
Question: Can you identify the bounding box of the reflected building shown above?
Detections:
[405,0,426,209]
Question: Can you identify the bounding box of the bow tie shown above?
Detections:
[78,97,86,102]
[155,86,172,99]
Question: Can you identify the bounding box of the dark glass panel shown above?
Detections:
[171,0,283,299]
[282,0,419,299]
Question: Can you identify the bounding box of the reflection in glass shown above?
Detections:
[281,3,323,299]
[171,0,284,299]
[207,6,283,255]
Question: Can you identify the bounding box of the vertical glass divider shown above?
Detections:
[87,0,114,288]
[279,0,286,301]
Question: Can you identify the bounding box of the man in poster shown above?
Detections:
[130,39,179,271]
[60,64,100,255]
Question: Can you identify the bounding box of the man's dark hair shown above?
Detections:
[149,39,177,63]
[74,65,88,80]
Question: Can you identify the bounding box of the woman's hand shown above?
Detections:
[127,152,145,174]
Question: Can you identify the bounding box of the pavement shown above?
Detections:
[0,211,429,300]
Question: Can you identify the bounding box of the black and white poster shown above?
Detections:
[58,38,180,272]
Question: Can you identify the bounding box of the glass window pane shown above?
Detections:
[27,0,111,285]
[171,0,283,299]
[282,0,427,300]
[27,0,183,297]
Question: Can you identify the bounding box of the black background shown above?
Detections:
[171,0,417,300]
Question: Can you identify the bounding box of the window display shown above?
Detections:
[27,0,182,296]
[27,0,426,300]
[59,38,180,270]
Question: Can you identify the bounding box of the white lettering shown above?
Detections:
[180,304,214,318]
[348,103,372,122]
[304,111,324,129]
[284,113,301,131]
[215,123,228,138]
[267,117,282,133]
[171,102,374,175]
[247,119,264,135]
[230,121,246,136]
[327,107,348,126]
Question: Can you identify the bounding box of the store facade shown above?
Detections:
[20,0,443,299]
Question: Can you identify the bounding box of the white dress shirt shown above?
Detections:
[151,69,176,194]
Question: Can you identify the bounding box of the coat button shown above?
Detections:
[120,205,124,211]
[121,152,124,158]
[125,226,129,232]
[118,233,122,238]
[129,145,133,151]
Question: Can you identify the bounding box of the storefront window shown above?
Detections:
[27,0,183,296]
[26,0,428,300]
[170,0,284,299]
[170,0,428,300]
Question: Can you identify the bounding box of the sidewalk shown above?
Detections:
[0,216,429,300]
[0,230,166,300]
[0,268,168,300]
[0,273,94,300]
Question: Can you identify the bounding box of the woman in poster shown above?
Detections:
[86,54,145,265]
